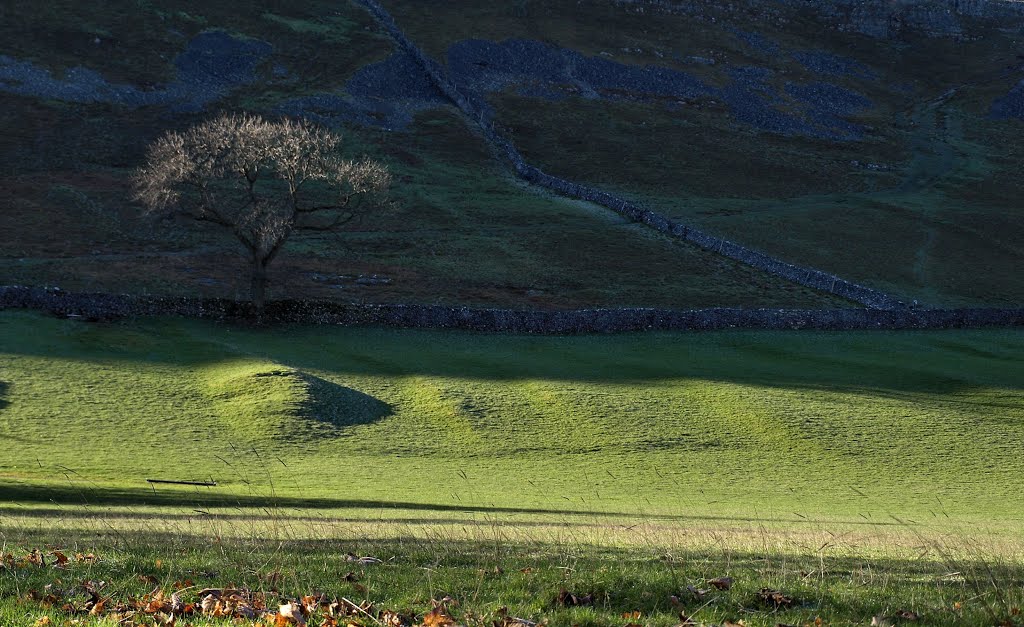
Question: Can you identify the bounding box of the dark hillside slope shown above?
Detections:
[378,0,1024,306]
[1,0,1022,308]
[0,0,843,309]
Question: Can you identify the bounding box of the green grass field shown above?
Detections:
[3,311,1024,520]
[2,312,1023,624]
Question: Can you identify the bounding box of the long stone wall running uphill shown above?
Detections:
[1,286,1021,333]
[349,0,907,311]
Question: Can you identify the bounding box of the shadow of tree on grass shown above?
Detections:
[0,482,908,527]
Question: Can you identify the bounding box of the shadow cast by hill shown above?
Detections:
[300,373,392,432]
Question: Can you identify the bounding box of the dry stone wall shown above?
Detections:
[1,286,1021,333]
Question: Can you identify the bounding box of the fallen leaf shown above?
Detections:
[264,571,283,588]
[303,594,324,614]
[421,607,455,627]
[622,611,642,620]
[33,618,52,627]
[278,602,307,626]
[555,589,593,607]
[28,549,45,567]
[685,584,708,599]
[894,609,919,621]
[170,592,184,615]
[758,588,796,609]
[708,576,733,590]
[89,598,107,616]
[200,595,219,615]
[144,596,169,614]
[155,612,177,626]
[380,610,411,627]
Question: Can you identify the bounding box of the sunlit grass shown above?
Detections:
[2,311,1023,520]
[2,312,1023,624]
[1,504,1023,626]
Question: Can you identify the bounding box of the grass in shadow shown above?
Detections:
[3,311,1024,392]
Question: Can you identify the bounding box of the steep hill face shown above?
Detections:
[1,0,1022,308]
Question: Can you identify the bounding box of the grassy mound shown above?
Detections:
[202,361,392,441]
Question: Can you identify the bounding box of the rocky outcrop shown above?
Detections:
[0,31,270,111]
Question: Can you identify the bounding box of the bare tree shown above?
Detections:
[134,113,391,313]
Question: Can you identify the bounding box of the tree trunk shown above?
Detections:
[250,256,269,317]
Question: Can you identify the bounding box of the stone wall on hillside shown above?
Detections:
[1,286,1021,333]
[352,0,909,311]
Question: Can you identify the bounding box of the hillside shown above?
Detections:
[2,0,1023,309]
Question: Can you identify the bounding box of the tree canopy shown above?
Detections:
[134,113,391,312]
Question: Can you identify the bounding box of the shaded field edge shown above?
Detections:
[1,285,1022,333]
